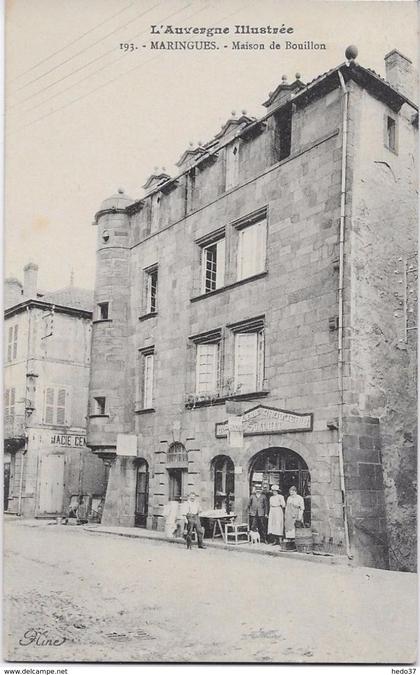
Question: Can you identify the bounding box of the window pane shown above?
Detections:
[215,238,225,289]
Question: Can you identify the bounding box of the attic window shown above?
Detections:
[273,107,292,162]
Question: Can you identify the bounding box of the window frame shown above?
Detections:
[384,113,398,154]
[229,316,265,394]
[190,328,223,398]
[201,237,225,294]
[43,385,70,426]
[138,347,155,411]
[144,264,158,314]
[97,302,110,321]
[236,217,267,282]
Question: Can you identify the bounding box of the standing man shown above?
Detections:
[185,492,206,549]
[247,487,268,543]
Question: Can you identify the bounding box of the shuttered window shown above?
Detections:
[6,324,18,362]
[44,387,69,425]
[237,219,267,281]
[225,142,240,191]
[196,342,219,394]
[234,328,265,393]
[4,388,15,417]
[143,353,154,409]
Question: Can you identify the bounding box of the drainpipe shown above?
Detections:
[17,306,32,515]
[337,68,352,559]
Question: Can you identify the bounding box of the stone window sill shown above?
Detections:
[190,271,267,303]
[134,407,156,414]
[92,319,113,325]
[139,312,158,322]
[185,390,269,409]
[89,414,109,419]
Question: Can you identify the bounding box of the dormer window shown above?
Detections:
[225,141,240,190]
[273,106,292,162]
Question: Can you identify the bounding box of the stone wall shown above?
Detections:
[346,83,418,570]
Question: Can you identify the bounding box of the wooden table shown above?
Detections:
[200,512,236,541]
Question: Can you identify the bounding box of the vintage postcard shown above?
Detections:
[3,0,418,667]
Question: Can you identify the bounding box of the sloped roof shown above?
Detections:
[42,286,93,312]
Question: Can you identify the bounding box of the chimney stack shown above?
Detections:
[23,262,39,299]
[4,278,23,308]
[384,49,416,102]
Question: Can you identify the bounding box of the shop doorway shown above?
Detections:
[250,448,311,525]
[38,454,65,514]
[134,459,149,528]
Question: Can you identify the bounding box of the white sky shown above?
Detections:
[4,0,418,292]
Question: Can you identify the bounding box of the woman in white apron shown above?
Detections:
[267,485,285,544]
[285,485,305,539]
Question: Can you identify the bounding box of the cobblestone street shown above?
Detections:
[3,518,417,663]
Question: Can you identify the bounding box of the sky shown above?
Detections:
[4,0,418,292]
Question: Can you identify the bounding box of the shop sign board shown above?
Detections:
[50,433,86,447]
[116,434,138,456]
[216,405,313,438]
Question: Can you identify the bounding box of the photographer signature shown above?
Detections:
[19,629,66,647]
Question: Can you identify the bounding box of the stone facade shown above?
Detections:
[87,52,417,570]
[4,267,106,518]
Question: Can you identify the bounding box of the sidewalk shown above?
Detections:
[83,522,352,568]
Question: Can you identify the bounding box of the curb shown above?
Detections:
[83,525,352,568]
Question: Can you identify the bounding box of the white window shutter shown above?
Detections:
[234,333,258,392]
[257,330,265,390]
[216,238,225,289]
[45,387,55,424]
[143,354,154,408]
[13,324,18,360]
[196,343,218,394]
[56,388,67,425]
[255,220,267,274]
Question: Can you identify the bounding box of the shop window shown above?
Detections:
[145,265,158,313]
[385,115,397,153]
[44,386,70,426]
[201,237,225,293]
[237,217,267,281]
[273,106,292,162]
[97,302,109,320]
[93,396,106,415]
[250,447,311,525]
[6,324,18,362]
[135,459,149,528]
[212,455,235,512]
[225,141,240,191]
[232,317,265,393]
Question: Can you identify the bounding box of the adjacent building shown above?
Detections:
[87,48,417,570]
[4,264,105,518]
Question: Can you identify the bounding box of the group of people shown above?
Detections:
[248,485,305,544]
[163,491,206,549]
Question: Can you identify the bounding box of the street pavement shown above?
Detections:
[3,518,417,663]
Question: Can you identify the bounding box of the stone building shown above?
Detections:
[4,264,105,518]
[87,48,417,570]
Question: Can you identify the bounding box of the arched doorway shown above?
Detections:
[134,459,149,527]
[249,448,311,525]
[211,455,235,512]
